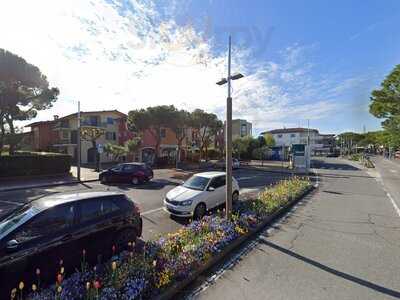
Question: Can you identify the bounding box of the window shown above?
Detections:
[240,124,247,137]
[209,176,226,189]
[122,164,138,172]
[160,128,166,138]
[290,133,296,138]
[183,176,210,191]
[80,198,120,223]
[106,117,114,125]
[62,130,69,139]
[89,116,99,126]
[12,205,75,243]
[60,120,69,128]
[106,132,116,140]
[277,134,283,138]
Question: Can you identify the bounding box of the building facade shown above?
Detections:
[262,128,335,155]
[27,110,127,164]
[232,119,252,140]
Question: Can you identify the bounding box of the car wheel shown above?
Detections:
[131,177,139,185]
[100,176,108,184]
[115,228,137,252]
[193,203,206,220]
[232,191,239,202]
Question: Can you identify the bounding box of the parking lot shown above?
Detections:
[0,167,291,240]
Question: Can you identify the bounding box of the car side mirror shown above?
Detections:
[208,186,215,192]
[180,180,185,185]
[6,239,19,252]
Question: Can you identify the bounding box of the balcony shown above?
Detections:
[81,121,108,128]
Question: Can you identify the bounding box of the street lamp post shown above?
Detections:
[77,101,81,181]
[216,35,244,219]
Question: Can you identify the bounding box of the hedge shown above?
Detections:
[0,153,71,177]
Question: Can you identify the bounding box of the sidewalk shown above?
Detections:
[0,166,99,192]
[0,166,191,192]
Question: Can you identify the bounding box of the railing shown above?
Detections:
[81,121,108,128]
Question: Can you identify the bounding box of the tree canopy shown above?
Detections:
[369,64,400,148]
[0,49,59,154]
[190,109,222,159]
[128,105,177,160]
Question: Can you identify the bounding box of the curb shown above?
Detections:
[241,165,314,176]
[154,185,316,300]
[0,178,99,193]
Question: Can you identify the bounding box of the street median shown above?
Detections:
[20,177,314,300]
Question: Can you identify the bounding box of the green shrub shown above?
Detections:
[349,154,361,161]
[0,153,71,177]
[207,148,221,160]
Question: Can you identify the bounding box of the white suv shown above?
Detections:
[164,171,240,219]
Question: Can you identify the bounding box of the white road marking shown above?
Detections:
[240,188,262,194]
[237,176,258,181]
[141,207,164,216]
[386,192,400,218]
[0,200,22,206]
[390,169,398,173]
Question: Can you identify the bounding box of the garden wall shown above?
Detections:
[0,152,71,177]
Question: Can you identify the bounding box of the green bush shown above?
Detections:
[0,153,71,177]
[207,148,221,160]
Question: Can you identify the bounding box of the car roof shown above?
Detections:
[32,191,125,210]
[119,162,145,166]
[194,171,226,178]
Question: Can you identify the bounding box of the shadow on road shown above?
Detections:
[312,160,360,171]
[259,237,400,299]
[100,179,180,191]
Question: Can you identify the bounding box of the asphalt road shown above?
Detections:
[185,157,400,300]
[0,167,290,240]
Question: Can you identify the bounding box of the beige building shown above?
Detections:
[232,119,252,139]
[28,110,126,164]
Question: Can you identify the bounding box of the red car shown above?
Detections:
[99,163,153,185]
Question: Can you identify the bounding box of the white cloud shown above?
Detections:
[0,0,340,133]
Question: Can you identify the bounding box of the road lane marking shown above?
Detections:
[386,192,400,218]
[141,207,164,216]
[0,200,22,206]
[390,169,398,173]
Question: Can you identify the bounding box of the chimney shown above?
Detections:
[54,115,59,120]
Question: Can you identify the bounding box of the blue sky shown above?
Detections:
[1,0,399,135]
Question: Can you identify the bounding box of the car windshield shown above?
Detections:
[183,176,210,191]
[0,205,36,238]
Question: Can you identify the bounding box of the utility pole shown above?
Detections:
[226,35,233,219]
[77,101,81,181]
[216,35,244,219]
[307,119,310,172]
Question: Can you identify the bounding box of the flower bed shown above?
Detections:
[13,177,311,300]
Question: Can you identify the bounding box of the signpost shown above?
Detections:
[97,143,103,171]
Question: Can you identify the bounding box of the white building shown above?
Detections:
[262,128,336,155]
[265,128,319,147]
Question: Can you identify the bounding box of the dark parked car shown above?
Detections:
[0,191,142,297]
[99,163,153,185]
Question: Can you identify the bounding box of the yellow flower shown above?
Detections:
[57,286,62,293]
[86,282,90,290]
[18,282,24,290]
[152,260,157,267]
[111,261,117,271]
[32,284,37,292]
[60,267,65,274]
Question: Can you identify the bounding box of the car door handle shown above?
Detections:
[61,234,72,242]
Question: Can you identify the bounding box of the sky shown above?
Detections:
[1,0,399,135]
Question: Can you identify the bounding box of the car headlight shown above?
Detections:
[180,199,193,206]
